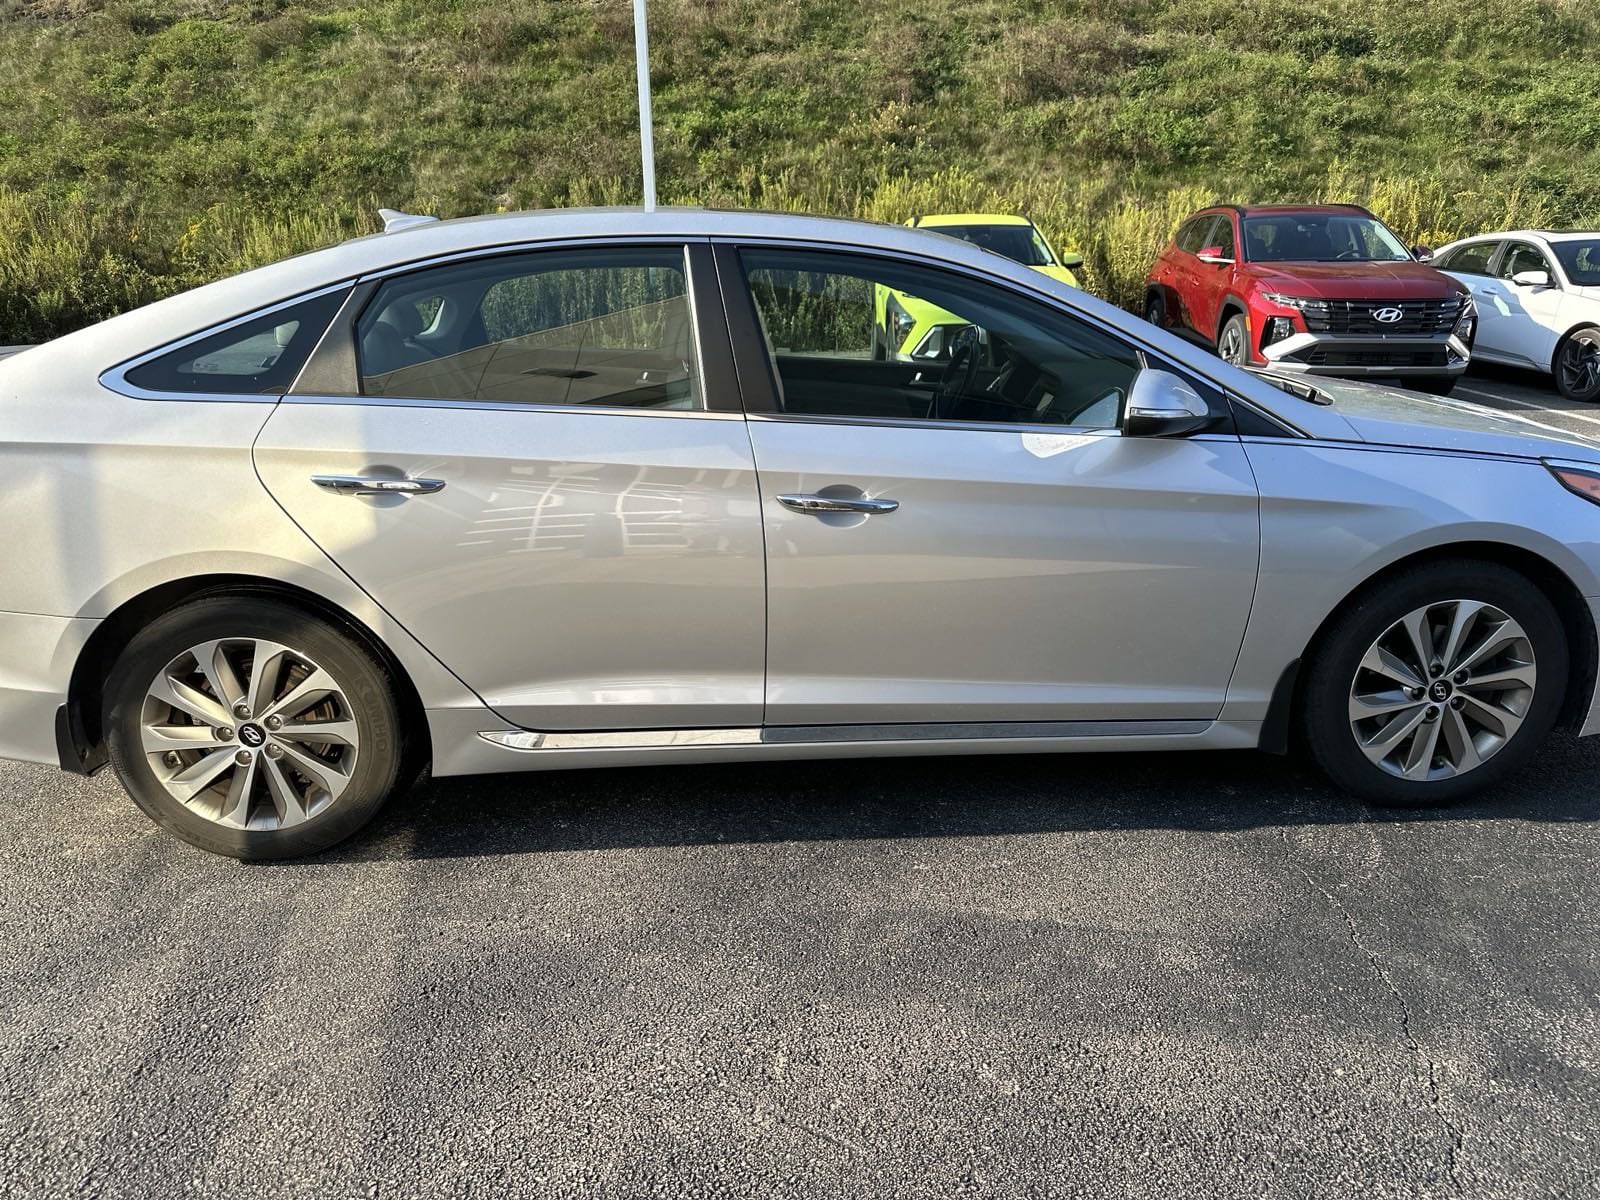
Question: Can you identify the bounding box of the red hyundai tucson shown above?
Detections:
[1145,204,1476,394]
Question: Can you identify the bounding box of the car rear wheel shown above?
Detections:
[1555,327,1600,403]
[105,595,408,859]
[1301,562,1565,807]
[1216,314,1249,366]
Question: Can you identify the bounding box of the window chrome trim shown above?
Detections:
[277,393,746,419]
[99,282,355,403]
[744,410,1125,438]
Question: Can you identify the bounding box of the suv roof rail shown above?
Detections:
[378,208,440,234]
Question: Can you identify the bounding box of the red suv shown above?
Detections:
[1145,204,1476,394]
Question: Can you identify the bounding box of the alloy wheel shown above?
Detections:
[140,638,360,830]
[1218,322,1246,365]
[1347,600,1536,781]
[1559,331,1600,401]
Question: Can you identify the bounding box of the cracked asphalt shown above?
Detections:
[1,735,1597,1199]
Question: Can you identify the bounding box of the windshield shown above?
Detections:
[1243,214,1412,263]
[933,224,1055,267]
[1551,239,1600,286]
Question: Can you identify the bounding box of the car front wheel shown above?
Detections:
[1411,375,1460,396]
[105,595,409,859]
[1217,314,1249,366]
[1300,562,1566,807]
[1555,326,1600,403]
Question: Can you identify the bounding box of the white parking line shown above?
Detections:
[1455,383,1600,430]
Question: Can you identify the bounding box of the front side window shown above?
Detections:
[356,246,701,410]
[1243,213,1410,263]
[1176,216,1214,254]
[1551,239,1600,286]
[1436,241,1500,275]
[123,289,347,395]
[1498,243,1555,282]
[1209,215,1237,258]
[740,248,1141,429]
[929,223,1054,267]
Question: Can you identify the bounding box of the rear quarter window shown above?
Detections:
[122,289,348,396]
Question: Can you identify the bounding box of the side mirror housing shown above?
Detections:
[1123,369,1213,438]
[1512,269,1553,289]
[1059,251,1085,269]
[1412,244,1434,263]
[1195,246,1234,265]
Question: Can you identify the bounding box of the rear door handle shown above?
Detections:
[311,474,446,497]
[777,493,899,515]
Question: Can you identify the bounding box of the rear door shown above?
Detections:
[1439,240,1507,355]
[718,243,1261,727]
[255,241,767,732]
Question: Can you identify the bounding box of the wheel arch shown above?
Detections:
[1259,540,1598,754]
[1215,296,1248,344]
[61,574,431,777]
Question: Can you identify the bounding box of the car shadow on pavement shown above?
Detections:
[320,732,1600,863]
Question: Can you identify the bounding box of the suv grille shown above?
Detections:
[1299,297,1465,335]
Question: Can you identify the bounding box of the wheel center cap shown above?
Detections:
[1428,680,1453,703]
[238,723,266,748]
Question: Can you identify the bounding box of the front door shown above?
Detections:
[722,244,1261,726]
[255,242,767,732]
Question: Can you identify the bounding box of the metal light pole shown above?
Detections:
[632,0,657,211]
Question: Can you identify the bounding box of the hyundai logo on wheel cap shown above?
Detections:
[1374,306,1405,324]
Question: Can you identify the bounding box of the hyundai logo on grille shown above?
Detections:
[1373,306,1405,324]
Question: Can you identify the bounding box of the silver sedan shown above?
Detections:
[3,208,1599,858]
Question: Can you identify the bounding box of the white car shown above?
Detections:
[1434,231,1600,402]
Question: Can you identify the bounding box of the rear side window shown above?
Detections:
[354,246,701,410]
[123,289,347,395]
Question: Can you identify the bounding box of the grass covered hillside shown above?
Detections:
[2,0,1598,340]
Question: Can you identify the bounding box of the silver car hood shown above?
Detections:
[1271,376,1600,464]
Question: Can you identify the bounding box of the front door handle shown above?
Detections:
[311,474,447,497]
[777,493,899,515]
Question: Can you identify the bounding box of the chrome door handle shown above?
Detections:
[311,474,446,497]
[777,493,899,515]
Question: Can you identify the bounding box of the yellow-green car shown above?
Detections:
[873,214,1084,360]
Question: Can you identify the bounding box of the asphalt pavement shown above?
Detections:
[1,733,1597,1199]
[1450,362,1600,440]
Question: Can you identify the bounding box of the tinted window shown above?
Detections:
[1209,215,1237,258]
[123,289,347,395]
[740,248,1141,429]
[928,223,1054,267]
[1498,242,1554,281]
[1551,240,1600,286]
[1436,241,1500,275]
[1176,217,1213,254]
[356,247,701,410]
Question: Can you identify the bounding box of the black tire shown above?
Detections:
[1300,561,1566,807]
[1410,375,1460,396]
[1554,326,1600,403]
[105,595,408,859]
[1144,291,1166,327]
[1216,313,1249,366]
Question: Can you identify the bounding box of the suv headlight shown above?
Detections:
[1261,292,1310,309]
[1453,295,1477,341]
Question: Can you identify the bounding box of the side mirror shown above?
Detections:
[1059,251,1085,269]
[1195,246,1234,265]
[1512,269,1553,289]
[1123,369,1212,438]
[1412,245,1434,263]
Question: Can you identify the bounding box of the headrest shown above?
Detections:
[377,302,425,339]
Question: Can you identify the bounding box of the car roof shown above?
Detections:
[912,213,1034,228]
[1232,204,1372,217]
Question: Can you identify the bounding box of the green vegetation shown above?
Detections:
[1,0,1597,341]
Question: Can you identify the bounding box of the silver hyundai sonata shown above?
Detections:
[3,207,1600,858]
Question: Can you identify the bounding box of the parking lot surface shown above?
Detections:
[1452,363,1600,441]
[1,732,1597,1199]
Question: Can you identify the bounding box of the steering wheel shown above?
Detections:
[932,326,981,420]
